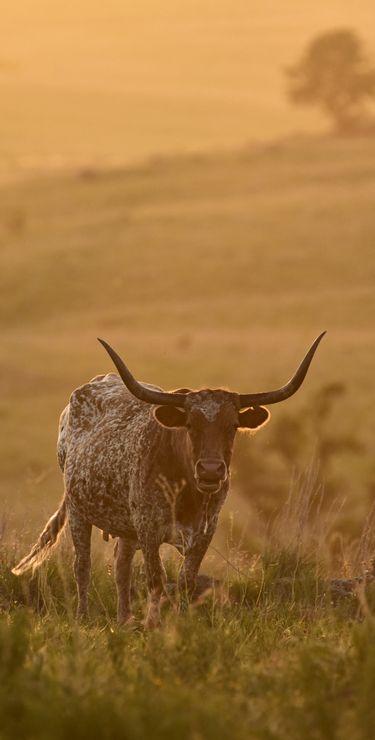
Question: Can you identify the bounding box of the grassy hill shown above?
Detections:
[1,135,375,540]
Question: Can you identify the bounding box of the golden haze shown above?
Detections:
[1,0,375,176]
[1,2,375,547]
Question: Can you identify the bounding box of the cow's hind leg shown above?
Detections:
[114,538,136,625]
[69,513,92,619]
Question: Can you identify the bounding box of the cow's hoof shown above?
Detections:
[118,613,137,629]
[76,610,89,623]
[144,611,161,631]
[193,575,221,598]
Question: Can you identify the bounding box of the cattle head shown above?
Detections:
[98,333,325,495]
[151,390,270,493]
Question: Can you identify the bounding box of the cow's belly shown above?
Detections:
[67,482,136,539]
[68,490,199,550]
[87,506,136,540]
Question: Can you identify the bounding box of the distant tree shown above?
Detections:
[286,29,375,134]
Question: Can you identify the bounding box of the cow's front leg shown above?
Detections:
[69,512,92,619]
[114,538,137,625]
[140,536,166,630]
[178,520,218,600]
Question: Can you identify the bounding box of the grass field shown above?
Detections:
[1,134,375,738]
[2,489,375,740]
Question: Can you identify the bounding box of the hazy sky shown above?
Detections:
[1,1,374,175]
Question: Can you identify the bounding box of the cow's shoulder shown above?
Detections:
[57,373,162,469]
[66,374,162,433]
[56,374,121,465]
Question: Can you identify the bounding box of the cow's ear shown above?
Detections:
[153,406,187,428]
[238,406,270,432]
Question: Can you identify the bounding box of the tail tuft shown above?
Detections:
[12,499,67,576]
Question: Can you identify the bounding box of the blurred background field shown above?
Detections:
[1,0,375,563]
[1,1,375,180]
[1,134,375,557]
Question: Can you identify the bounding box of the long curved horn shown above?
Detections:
[98,339,187,407]
[239,332,326,408]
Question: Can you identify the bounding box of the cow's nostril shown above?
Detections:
[195,459,226,481]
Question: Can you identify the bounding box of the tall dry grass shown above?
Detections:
[1,465,375,739]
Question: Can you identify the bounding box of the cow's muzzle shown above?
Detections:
[194,458,227,494]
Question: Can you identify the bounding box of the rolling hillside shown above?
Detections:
[1,135,375,538]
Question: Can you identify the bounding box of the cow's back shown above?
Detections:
[58,372,157,481]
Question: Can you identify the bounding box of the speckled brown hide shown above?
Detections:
[58,373,268,627]
[13,372,271,628]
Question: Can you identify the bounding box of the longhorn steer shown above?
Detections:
[13,333,325,628]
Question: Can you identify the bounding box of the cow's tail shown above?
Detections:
[12,498,67,576]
